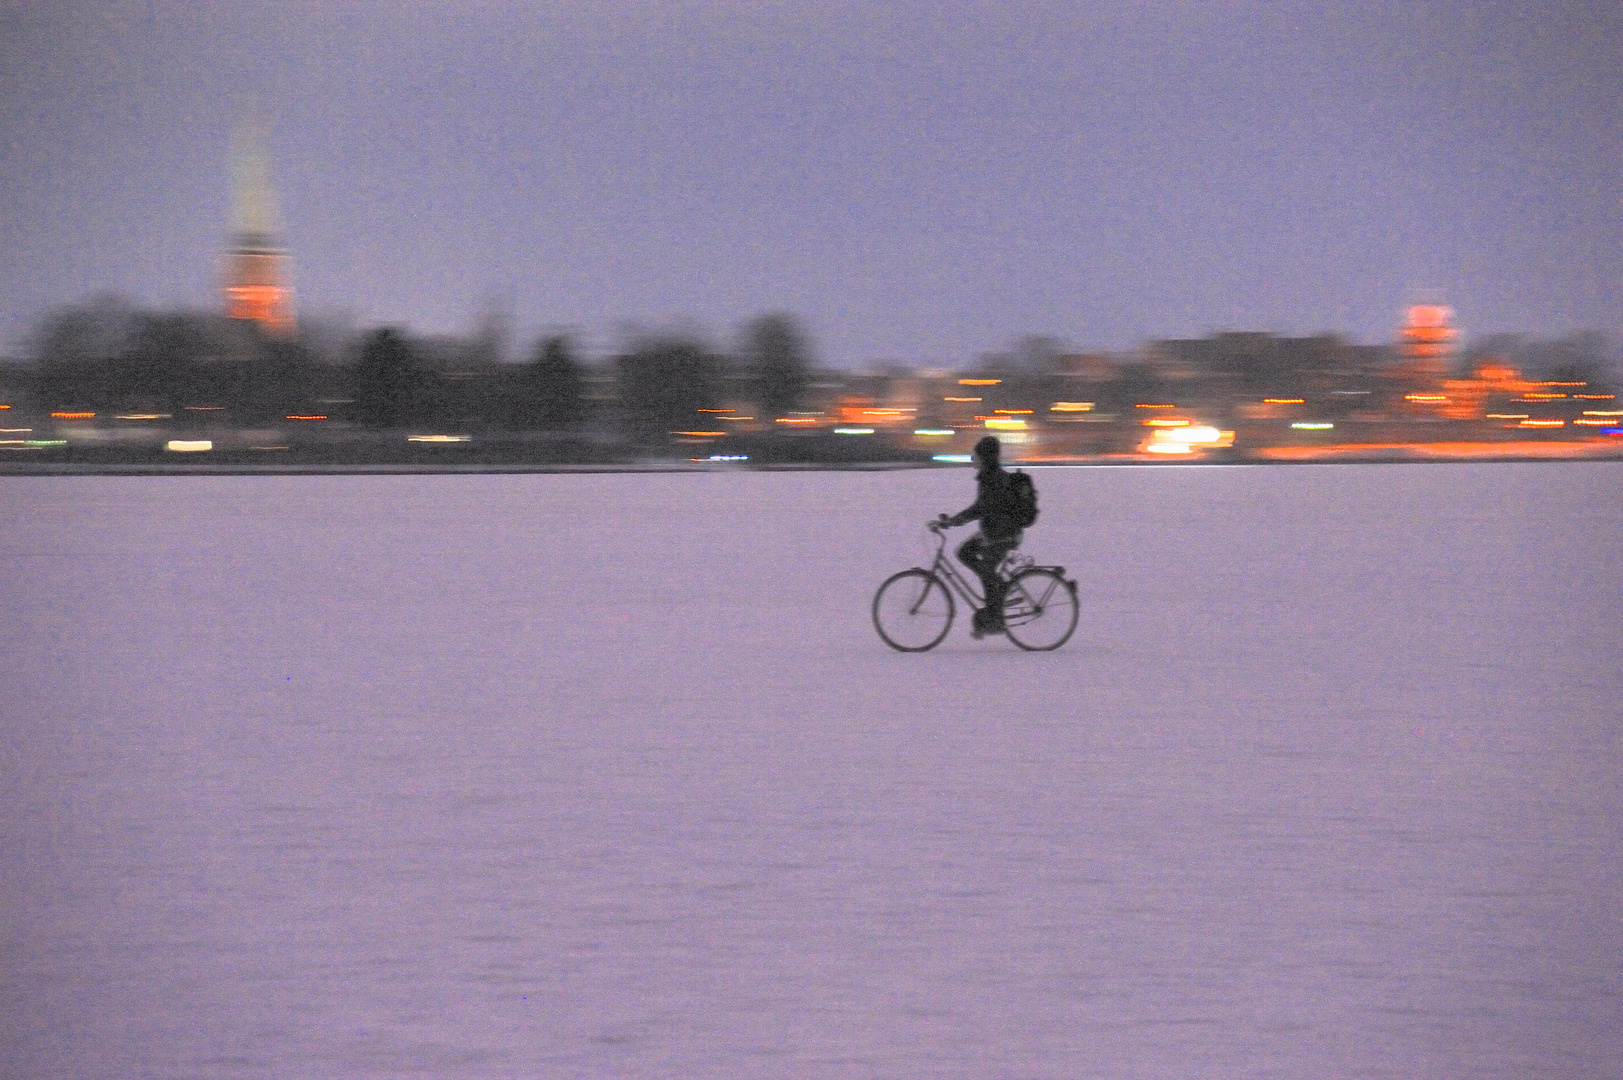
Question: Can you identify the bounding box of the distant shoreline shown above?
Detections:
[4,443,1621,477]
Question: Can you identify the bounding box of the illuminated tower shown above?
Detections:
[222,123,296,335]
[1398,302,1458,378]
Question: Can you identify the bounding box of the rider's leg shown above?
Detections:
[958,534,1011,630]
[980,538,1018,627]
[956,535,989,595]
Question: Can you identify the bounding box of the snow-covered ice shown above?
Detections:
[2,464,1620,1078]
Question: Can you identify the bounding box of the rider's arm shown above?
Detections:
[943,474,992,527]
[942,498,981,528]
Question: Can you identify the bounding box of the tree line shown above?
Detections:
[14,298,813,443]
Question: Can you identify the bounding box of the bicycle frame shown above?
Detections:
[872,524,1078,650]
[922,524,1061,611]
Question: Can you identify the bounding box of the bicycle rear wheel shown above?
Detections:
[872,569,955,652]
[1003,568,1078,651]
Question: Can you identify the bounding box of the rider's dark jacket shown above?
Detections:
[945,462,1023,542]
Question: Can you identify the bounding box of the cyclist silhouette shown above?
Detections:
[938,435,1024,636]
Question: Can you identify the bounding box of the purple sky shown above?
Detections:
[3,1,1620,365]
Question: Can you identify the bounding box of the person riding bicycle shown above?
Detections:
[937,435,1024,636]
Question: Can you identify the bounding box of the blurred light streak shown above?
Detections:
[1520,419,1564,427]
[959,378,1001,386]
[983,419,1026,430]
[944,396,982,402]
[1292,422,1335,430]
[165,440,212,452]
[116,413,170,420]
[1135,403,1176,409]
[286,415,327,420]
[51,411,95,419]
[408,434,472,442]
[834,427,875,435]
[914,429,955,436]
[1264,398,1305,404]
[1050,402,1094,412]
[933,454,973,462]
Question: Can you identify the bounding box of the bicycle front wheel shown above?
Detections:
[1003,568,1078,651]
[872,569,955,652]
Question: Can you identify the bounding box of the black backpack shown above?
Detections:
[1007,469,1039,529]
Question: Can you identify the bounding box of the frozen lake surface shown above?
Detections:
[3,464,1620,1078]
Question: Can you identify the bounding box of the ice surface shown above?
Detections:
[2,464,1620,1078]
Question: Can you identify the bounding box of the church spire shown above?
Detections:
[223,119,295,335]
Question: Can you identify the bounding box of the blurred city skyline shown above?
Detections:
[4,2,1621,363]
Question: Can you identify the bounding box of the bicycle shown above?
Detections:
[872,520,1079,652]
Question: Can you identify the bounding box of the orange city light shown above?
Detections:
[958,378,1001,386]
[1520,419,1564,428]
[1144,417,1191,427]
[1405,393,1446,403]
[51,411,95,419]
[1263,398,1304,404]
[286,415,328,421]
[1134,403,1176,409]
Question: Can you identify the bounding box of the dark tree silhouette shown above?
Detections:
[743,312,810,420]
[617,335,719,446]
[517,334,585,430]
[32,296,135,412]
[353,327,416,428]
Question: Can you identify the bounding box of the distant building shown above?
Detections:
[1397,303,1457,378]
[222,123,295,336]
